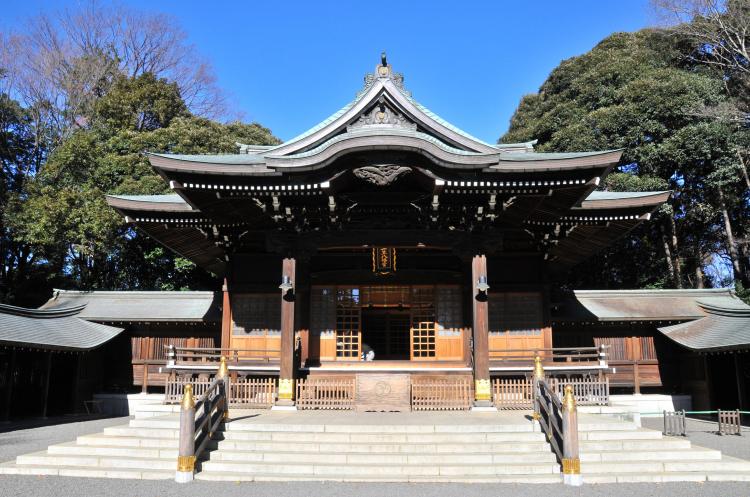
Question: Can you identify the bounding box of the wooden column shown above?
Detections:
[277,258,296,406]
[220,278,232,351]
[41,351,52,418]
[2,349,17,421]
[471,255,492,406]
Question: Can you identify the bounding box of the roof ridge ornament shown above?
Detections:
[359,52,410,97]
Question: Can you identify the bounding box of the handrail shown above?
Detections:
[532,356,582,486]
[175,357,230,483]
[166,345,282,365]
[489,345,609,369]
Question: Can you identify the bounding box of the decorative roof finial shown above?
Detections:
[381,51,387,67]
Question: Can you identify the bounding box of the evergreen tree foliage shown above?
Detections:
[501,29,750,292]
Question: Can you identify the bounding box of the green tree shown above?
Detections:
[501,29,748,290]
[5,72,278,302]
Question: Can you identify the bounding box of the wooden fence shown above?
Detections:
[492,378,534,409]
[296,378,356,410]
[411,377,473,411]
[230,378,277,408]
[492,376,609,409]
[166,375,277,408]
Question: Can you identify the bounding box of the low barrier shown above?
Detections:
[493,376,609,409]
[411,377,473,411]
[296,377,356,410]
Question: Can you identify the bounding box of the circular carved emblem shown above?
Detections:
[374,381,391,397]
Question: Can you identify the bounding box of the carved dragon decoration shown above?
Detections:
[352,164,412,186]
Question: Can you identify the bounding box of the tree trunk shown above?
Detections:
[718,188,747,287]
[694,243,705,289]
[668,215,683,288]
[737,150,750,192]
[661,224,678,287]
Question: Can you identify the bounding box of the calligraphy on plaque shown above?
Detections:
[372,247,397,275]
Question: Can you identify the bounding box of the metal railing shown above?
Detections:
[175,357,229,483]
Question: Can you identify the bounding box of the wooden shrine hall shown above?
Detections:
[99,55,748,411]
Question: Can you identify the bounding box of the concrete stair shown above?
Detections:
[577,421,750,483]
[195,417,561,483]
[1,410,749,483]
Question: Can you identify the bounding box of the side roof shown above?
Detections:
[554,288,750,352]
[41,289,222,323]
[0,303,124,351]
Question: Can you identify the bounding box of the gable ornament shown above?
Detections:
[353,164,412,186]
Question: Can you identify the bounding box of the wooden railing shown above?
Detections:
[230,377,276,408]
[166,375,276,408]
[489,345,608,366]
[167,346,281,365]
[175,359,229,483]
[493,378,534,409]
[411,377,473,411]
[296,378,355,410]
[533,357,582,486]
[492,376,609,409]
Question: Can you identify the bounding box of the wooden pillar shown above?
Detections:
[633,360,641,394]
[276,258,296,406]
[141,363,149,393]
[735,353,747,411]
[2,348,17,421]
[471,255,492,406]
[220,278,232,351]
[41,351,52,418]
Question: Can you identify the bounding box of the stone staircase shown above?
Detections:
[577,423,750,483]
[196,418,560,482]
[1,409,749,483]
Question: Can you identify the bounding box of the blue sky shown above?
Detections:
[3,1,651,142]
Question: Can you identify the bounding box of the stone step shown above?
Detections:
[103,426,180,439]
[200,459,561,476]
[15,451,177,471]
[76,434,178,448]
[133,404,181,419]
[219,430,548,443]
[581,456,750,474]
[129,418,181,429]
[216,439,553,454]
[209,449,557,465]
[584,471,750,483]
[580,447,721,462]
[579,438,692,451]
[0,461,173,480]
[195,471,563,483]
[223,422,535,433]
[578,429,663,441]
[47,442,178,459]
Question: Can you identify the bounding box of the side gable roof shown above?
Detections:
[41,290,222,323]
[0,303,124,351]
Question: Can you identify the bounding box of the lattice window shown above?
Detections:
[310,287,336,336]
[488,292,543,336]
[411,306,436,359]
[231,294,280,336]
[336,306,361,359]
[436,286,463,331]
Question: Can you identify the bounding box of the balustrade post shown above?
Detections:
[175,384,196,483]
[217,355,230,421]
[532,355,544,424]
[561,385,582,486]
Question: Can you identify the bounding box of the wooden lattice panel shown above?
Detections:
[410,306,436,360]
[336,306,361,359]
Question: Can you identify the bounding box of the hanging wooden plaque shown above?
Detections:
[372,247,396,275]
